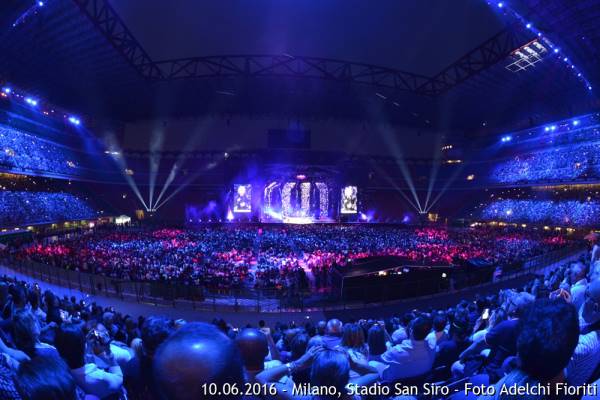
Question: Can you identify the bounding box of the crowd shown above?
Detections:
[480,199,600,226]
[14,226,571,292]
[0,124,84,176]
[491,141,600,184]
[0,191,97,227]
[0,239,597,399]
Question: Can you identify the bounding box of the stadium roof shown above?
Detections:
[0,0,598,132]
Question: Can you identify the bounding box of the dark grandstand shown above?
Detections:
[0,1,600,399]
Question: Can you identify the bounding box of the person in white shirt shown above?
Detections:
[591,241,600,265]
[55,322,123,399]
[579,279,600,330]
[391,314,414,344]
[568,277,600,386]
[567,328,600,386]
[569,262,588,311]
[381,316,435,382]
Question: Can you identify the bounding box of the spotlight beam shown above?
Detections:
[153,123,211,208]
[103,133,149,211]
[148,128,165,210]
[154,162,180,208]
[378,129,424,212]
[153,172,199,212]
[424,135,444,211]
[425,161,467,213]
[154,156,227,211]
[372,164,422,213]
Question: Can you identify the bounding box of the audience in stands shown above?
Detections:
[0,191,96,227]
[481,199,600,226]
[491,140,600,184]
[0,124,85,177]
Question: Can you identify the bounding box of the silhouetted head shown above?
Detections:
[55,323,86,369]
[570,262,587,284]
[316,320,327,336]
[581,278,600,326]
[235,328,268,372]
[518,299,579,382]
[13,309,41,357]
[16,355,77,400]
[341,323,365,350]
[432,312,448,333]
[154,322,244,400]
[325,319,343,336]
[141,316,174,359]
[367,324,387,356]
[409,316,432,341]
[290,333,309,361]
[310,349,350,397]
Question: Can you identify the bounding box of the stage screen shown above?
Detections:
[233,184,252,213]
[340,186,358,214]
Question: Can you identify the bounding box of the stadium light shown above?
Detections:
[68,116,81,126]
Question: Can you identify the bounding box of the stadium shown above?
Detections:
[0,0,599,399]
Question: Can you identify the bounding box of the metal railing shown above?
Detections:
[0,244,586,313]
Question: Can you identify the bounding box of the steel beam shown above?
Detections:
[72,0,531,96]
[148,55,435,95]
[417,26,531,95]
[72,0,163,80]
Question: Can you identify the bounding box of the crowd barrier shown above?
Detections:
[0,244,586,313]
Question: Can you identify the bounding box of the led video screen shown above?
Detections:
[233,184,252,213]
[340,186,358,214]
